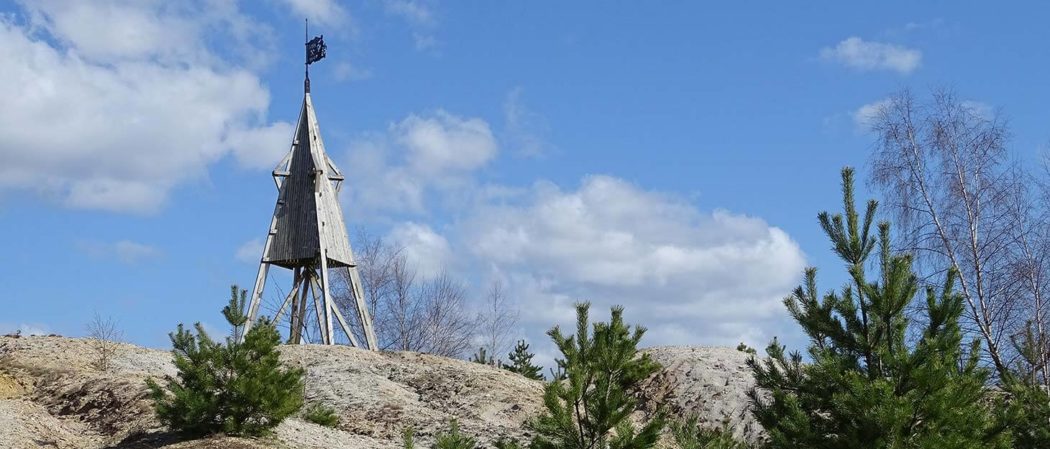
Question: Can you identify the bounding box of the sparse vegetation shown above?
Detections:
[504,339,543,380]
[529,302,664,449]
[434,420,477,449]
[302,402,339,428]
[671,416,752,449]
[145,285,304,437]
[86,312,122,372]
[402,421,477,449]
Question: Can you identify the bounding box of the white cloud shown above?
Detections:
[277,0,348,27]
[336,105,805,350]
[820,37,922,74]
[235,239,264,263]
[852,98,891,129]
[457,175,807,348]
[383,0,438,51]
[343,110,497,216]
[0,1,290,213]
[388,222,452,279]
[77,239,161,264]
[504,87,552,157]
[395,111,497,174]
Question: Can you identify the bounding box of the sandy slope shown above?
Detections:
[0,336,759,448]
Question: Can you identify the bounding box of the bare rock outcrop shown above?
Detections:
[639,346,762,443]
[0,336,761,448]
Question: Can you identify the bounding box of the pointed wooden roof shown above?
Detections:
[264,93,356,269]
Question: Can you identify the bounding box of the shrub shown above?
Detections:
[145,285,305,436]
[402,421,477,449]
[504,339,543,381]
[530,302,664,449]
[670,416,751,449]
[435,420,477,449]
[303,402,339,428]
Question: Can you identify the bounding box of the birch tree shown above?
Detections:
[868,89,1050,382]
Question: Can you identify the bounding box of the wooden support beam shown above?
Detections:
[308,270,328,344]
[310,275,360,348]
[273,268,302,324]
[345,266,378,350]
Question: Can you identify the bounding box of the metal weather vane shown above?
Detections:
[303,20,327,93]
[307,35,327,65]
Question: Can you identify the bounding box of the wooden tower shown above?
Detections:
[243,32,378,349]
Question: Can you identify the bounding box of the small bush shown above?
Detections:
[303,402,339,428]
[671,416,751,449]
[146,286,304,437]
[435,420,476,449]
[402,421,478,449]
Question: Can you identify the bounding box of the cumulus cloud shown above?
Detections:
[344,110,498,216]
[458,176,806,348]
[336,107,805,351]
[77,239,161,264]
[388,222,453,279]
[820,37,921,74]
[0,1,290,213]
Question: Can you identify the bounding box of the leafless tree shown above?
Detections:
[476,280,519,365]
[86,312,122,372]
[416,272,475,358]
[383,253,425,351]
[868,89,1050,382]
[350,229,404,325]
[332,230,475,357]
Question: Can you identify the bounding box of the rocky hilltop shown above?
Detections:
[0,336,758,448]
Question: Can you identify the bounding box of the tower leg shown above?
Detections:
[246,195,282,335]
[308,269,328,344]
[274,267,302,324]
[245,262,269,335]
[292,269,312,344]
[345,266,378,350]
[319,257,335,344]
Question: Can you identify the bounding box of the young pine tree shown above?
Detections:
[747,168,1009,449]
[1004,324,1050,449]
[504,339,543,380]
[146,286,305,437]
[530,303,664,449]
[670,416,752,449]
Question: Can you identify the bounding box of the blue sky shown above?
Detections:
[2,1,1048,363]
